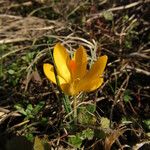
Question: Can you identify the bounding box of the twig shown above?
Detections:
[8,1,33,9]
[0,14,23,19]
[67,0,88,18]
[127,65,150,76]
[109,72,131,128]
[0,38,29,44]
[87,0,149,22]
[128,52,150,59]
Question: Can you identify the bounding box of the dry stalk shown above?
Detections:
[87,0,149,23]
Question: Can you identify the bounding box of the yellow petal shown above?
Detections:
[61,80,79,95]
[68,59,77,79]
[76,55,107,92]
[43,63,66,85]
[74,45,87,79]
[53,43,71,82]
[61,83,72,95]
[92,55,108,75]
[84,55,108,80]
[78,78,104,92]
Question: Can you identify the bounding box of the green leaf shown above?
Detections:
[125,36,132,49]
[121,117,132,125]
[26,133,34,142]
[14,104,27,116]
[68,129,94,148]
[26,104,34,119]
[77,107,96,125]
[123,90,132,103]
[26,104,33,114]
[123,15,129,21]
[0,64,3,78]
[8,69,15,75]
[94,129,106,139]
[81,128,94,140]
[86,104,96,113]
[68,134,82,148]
[41,117,48,125]
[143,119,150,130]
[32,101,45,115]
[27,104,33,111]
[101,117,110,129]
[124,95,132,103]
[34,136,44,150]
[102,11,113,21]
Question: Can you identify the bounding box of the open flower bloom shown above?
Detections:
[43,43,108,95]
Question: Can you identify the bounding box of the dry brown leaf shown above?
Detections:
[132,141,150,150]
[32,69,42,85]
[104,127,127,150]
[23,68,42,91]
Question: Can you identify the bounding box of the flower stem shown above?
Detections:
[63,95,72,120]
[48,46,72,121]
[73,96,77,123]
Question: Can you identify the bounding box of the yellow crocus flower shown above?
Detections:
[43,43,108,95]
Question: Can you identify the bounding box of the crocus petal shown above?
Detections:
[91,55,108,75]
[61,80,79,95]
[43,63,66,85]
[74,46,87,79]
[76,55,107,93]
[78,78,104,92]
[60,83,72,95]
[83,55,108,80]
[53,43,71,82]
